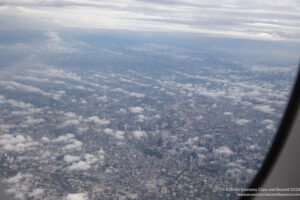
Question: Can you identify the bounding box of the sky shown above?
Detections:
[0,0,300,42]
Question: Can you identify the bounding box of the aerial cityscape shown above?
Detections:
[0,0,300,200]
[0,30,298,200]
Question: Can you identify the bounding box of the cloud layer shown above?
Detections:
[0,0,300,41]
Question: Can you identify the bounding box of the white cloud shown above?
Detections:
[68,161,90,171]
[85,116,110,125]
[41,136,50,142]
[23,116,45,125]
[132,130,146,139]
[104,129,125,139]
[84,153,98,164]
[64,155,80,163]
[0,134,38,152]
[62,139,83,151]
[61,119,81,126]
[74,85,86,90]
[262,119,276,131]
[53,90,66,100]
[119,108,127,114]
[253,104,275,114]
[14,75,67,85]
[129,92,145,98]
[233,118,250,126]
[52,133,74,143]
[0,95,44,117]
[46,31,62,42]
[129,107,144,113]
[214,146,234,155]
[29,67,82,82]
[0,80,67,100]
[224,112,233,115]
[137,114,145,122]
[1,80,52,96]
[251,65,296,73]
[5,172,30,184]
[103,128,113,134]
[4,172,33,200]
[1,0,300,41]
[0,95,31,108]
[28,188,44,199]
[65,193,88,200]
[114,130,125,140]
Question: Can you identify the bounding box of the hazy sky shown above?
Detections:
[0,0,300,41]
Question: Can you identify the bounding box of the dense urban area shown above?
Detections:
[0,31,297,200]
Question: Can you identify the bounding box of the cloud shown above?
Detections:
[250,65,296,73]
[63,112,78,118]
[64,193,88,200]
[2,0,299,41]
[29,67,82,82]
[53,90,66,100]
[85,116,110,125]
[214,146,233,155]
[62,139,83,151]
[52,133,74,143]
[28,188,44,199]
[129,107,144,113]
[132,130,146,139]
[68,161,90,170]
[233,118,250,126]
[74,85,87,90]
[0,80,66,100]
[4,172,33,200]
[40,136,50,142]
[103,128,113,134]
[46,133,83,151]
[0,95,43,116]
[262,119,276,131]
[1,80,51,96]
[137,114,145,122]
[253,104,275,114]
[84,154,97,164]
[45,31,62,42]
[65,149,105,171]
[104,128,125,139]
[14,75,67,85]
[64,155,80,163]
[0,134,38,152]
[224,112,232,115]
[114,130,125,139]
[61,119,81,126]
[23,116,45,125]
[129,92,146,98]
[0,95,32,109]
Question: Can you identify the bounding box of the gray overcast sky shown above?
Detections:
[0,0,300,41]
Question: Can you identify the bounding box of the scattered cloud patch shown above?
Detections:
[233,118,250,126]
[129,107,144,114]
[104,129,125,139]
[68,161,90,171]
[132,130,146,139]
[85,116,110,126]
[52,133,74,143]
[64,155,80,163]
[253,105,275,114]
[0,134,38,152]
[4,172,33,200]
[214,146,234,155]
[129,92,145,98]
[64,193,88,200]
